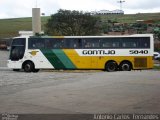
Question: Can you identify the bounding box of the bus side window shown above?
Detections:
[83,38,100,48]
[72,39,79,48]
[70,39,82,49]
[122,43,126,47]
[28,38,44,49]
[101,41,112,48]
[133,43,136,47]
[85,42,91,48]
[52,39,64,49]
[45,39,52,49]
[53,42,60,48]
[73,43,77,48]
[144,43,148,47]
[36,42,44,49]
[77,39,82,48]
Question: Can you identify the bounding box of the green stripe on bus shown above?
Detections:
[41,49,76,69]
[52,49,76,69]
[41,49,66,69]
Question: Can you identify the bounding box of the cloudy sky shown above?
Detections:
[0,0,160,19]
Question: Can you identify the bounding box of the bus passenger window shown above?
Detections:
[52,39,64,49]
[83,38,99,48]
[122,43,126,47]
[133,43,136,47]
[73,44,76,48]
[85,42,91,48]
[112,42,119,47]
[77,39,82,48]
[45,39,52,49]
[144,43,148,47]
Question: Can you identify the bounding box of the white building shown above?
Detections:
[91,9,124,15]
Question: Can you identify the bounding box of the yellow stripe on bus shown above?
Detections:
[63,49,153,69]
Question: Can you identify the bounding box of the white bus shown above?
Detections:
[7,34,154,72]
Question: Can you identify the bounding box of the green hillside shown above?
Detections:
[0,13,160,38]
[0,17,49,38]
[100,13,160,23]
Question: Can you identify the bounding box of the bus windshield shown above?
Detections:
[9,38,26,61]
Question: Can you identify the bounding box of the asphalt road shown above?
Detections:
[0,69,160,114]
[0,50,9,67]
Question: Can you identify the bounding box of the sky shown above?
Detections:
[0,0,160,19]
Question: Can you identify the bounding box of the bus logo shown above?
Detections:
[29,51,39,56]
[82,50,115,55]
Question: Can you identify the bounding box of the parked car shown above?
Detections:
[154,52,160,60]
[0,43,7,49]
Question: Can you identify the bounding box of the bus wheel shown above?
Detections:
[105,61,117,72]
[120,62,132,71]
[23,62,34,72]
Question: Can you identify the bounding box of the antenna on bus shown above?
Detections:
[117,0,125,11]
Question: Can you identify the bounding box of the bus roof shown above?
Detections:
[29,34,153,39]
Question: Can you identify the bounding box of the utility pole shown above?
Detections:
[117,0,125,10]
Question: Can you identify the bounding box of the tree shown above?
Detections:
[153,27,160,40]
[131,23,147,34]
[45,9,101,36]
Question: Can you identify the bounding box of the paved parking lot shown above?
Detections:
[0,69,160,114]
[0,50,9,67]
[0,50,160,114]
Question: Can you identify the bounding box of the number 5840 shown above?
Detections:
[129,50,148,54]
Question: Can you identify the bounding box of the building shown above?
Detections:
[91,9,124,15]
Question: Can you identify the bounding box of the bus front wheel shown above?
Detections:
[119,62,132,71]
[105,61,117,72]
[23,62,34,72]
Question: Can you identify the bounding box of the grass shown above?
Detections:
[154,65,160,70]
[0,12,160,38]
[0,16,50,38]
[100,13,160,23]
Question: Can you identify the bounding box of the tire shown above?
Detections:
[105,62,117,72]
[120,62,132,71]
[23,62,34,72]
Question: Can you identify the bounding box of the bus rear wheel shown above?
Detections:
[105,61,117,72]
[119,62,132,71]
[23,62,34,72]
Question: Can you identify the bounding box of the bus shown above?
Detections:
[7,34,154,72]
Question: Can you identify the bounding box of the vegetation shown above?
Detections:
[0,12,160,39]
[100,13,160,23]
[154,65,160,70]
[0,17,49,38]
[45,9,100,36]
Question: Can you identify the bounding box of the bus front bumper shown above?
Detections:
[7,60,22,69]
